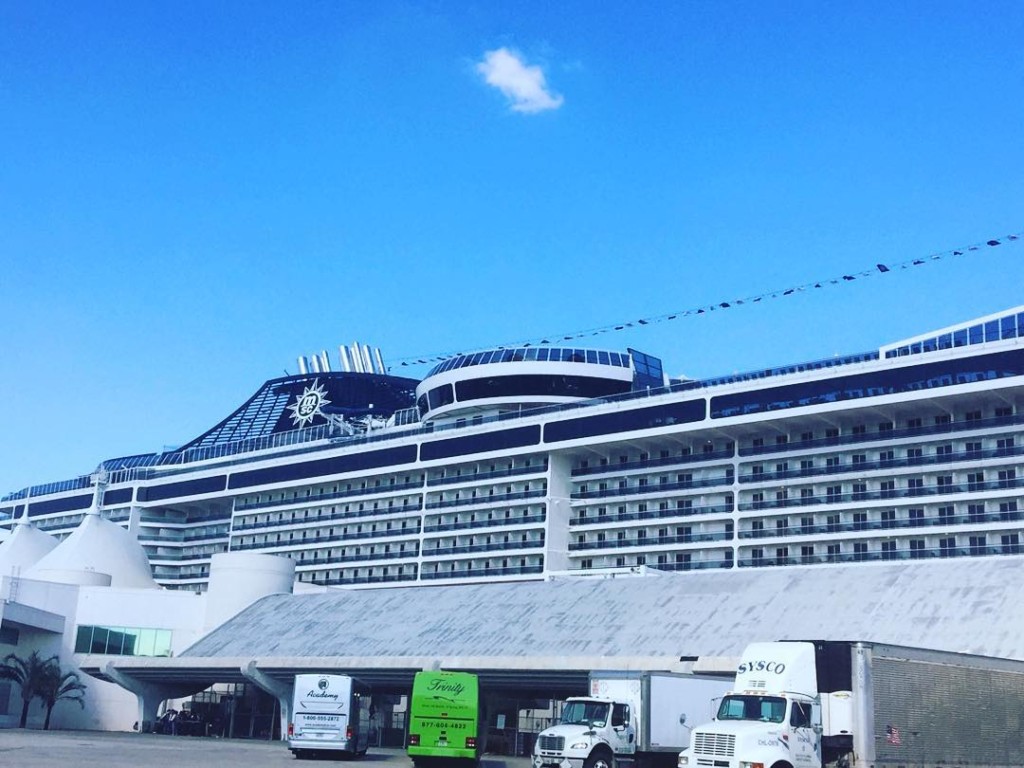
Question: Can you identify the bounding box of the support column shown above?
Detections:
[102,663,203,733]
[241,660,293,741]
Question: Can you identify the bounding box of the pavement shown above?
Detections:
[0,731,537,768]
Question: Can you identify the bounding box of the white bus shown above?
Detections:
[289,673,372,759]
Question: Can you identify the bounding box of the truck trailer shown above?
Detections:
[678,640,1024,768]
[534,671,732,768]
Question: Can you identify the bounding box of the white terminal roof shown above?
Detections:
[184,557,1024,663]
[83,555,1024,695]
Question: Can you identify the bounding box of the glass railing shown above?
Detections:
[739,412,1024,457]
[422,540,545,557]
[737,544,1018,568]
[570,501,735,526]
[419,564,545,580]
[570,531,732,551]
[572,449,735,477]
[738,477,1024,511]
[739,444,1024,483]
[231,505,422,532]
[294,550,416,566]
[422,513,547,533]
[738,510,1024,539]
[425,489,547,510]
[427,462,549,486]
[231,526,422,551]
[234,481,423,512]
[572,475,733,500]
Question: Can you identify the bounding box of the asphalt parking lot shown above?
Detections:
[0,731,536,768]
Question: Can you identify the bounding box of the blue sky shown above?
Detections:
[1,1,1022,495]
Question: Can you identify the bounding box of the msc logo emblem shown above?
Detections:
[288,379,331,427]
[318,678,330,691]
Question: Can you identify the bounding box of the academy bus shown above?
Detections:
[407,670,485,766]
[288,673,372,759]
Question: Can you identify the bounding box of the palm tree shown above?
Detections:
[0,651,59,728]
[38,664,87,730]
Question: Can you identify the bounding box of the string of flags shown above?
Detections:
[394,229,1022,368]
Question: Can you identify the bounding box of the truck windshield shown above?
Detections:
[716,695,787,724]
[561,701,611,727]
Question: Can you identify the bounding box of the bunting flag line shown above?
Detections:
[393,229,1022,368]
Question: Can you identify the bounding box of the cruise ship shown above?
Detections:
[3,307,1024,593]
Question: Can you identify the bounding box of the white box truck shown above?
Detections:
[289,673,372,759]
[534,672,732,768]
[678,640,1024,768]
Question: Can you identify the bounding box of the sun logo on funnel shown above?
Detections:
[288,379,331,427]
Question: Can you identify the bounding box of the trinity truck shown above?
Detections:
[678,640,1024,768]
[407,670,486,766]
[533,672,732,768]
[288,673,371,759]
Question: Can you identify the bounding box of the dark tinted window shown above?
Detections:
[455,375,630,403]
[545,400,705,442]
[712,349,1024,419]
[229,445,417,490]
[420,426,541,461]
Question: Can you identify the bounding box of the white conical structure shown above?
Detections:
[25,512,158,589]
[24,471,159,593]
[0,512,59,577]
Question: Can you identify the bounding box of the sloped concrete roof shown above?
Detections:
[90,556,1024,695]
[186,556,1024,661]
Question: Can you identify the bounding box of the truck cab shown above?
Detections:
[534,696,635,768]
[678,643,826,768]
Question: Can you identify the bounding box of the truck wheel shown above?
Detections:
[584,751,614,768]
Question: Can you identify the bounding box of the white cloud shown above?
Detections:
[476,47,564,114]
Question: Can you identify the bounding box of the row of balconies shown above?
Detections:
[231,525,422,551]
[233,478,425,512]
[739,444,1024,483]
[231,502,422,532]
[739,509,1024,539]
[572,474,733,500]
[738,411,1022,457]
[737,477,1023,511]
[422,539,545,557]
[422,511,546,533]
[572,447,736,477]
[570,501,734,526]
[419,564,545,580]
[570,530,731,551]
[293,549,415,566]
[425,488,546,510]
[427,461,549,487]
[736,543,1022,567]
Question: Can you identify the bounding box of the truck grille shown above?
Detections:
[693,733,735,757]
[539,735,565,752]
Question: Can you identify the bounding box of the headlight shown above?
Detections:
[570,741,590,749]
[677,756,689,767]
[739,762,765,768]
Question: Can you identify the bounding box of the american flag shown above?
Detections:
[886,724,902,746]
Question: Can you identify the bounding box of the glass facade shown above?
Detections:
[426,347,632,377]
[884,310,1024,358]
[74,625,172,656]
[711,348,1024,419]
